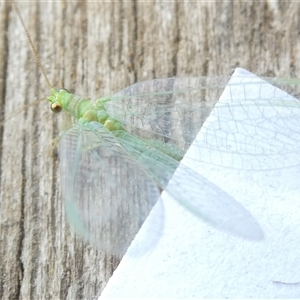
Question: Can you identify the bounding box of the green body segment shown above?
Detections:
[48,88,122,131]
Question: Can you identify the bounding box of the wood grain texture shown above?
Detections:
[1,1,300,299]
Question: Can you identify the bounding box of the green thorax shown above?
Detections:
[47,88,122,131]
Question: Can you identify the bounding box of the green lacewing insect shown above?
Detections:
[12,3,300,256]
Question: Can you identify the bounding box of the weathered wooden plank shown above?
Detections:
[1,1,300,299]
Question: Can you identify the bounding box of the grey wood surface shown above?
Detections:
[1,1,300,299]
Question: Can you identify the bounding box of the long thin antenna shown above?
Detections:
[12,2,52,89]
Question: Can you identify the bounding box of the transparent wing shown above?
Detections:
[59,121,263,255]
[116,131,263,240]
[59,121,162,257]
[59,73,300,252]
[103,75,300,170]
